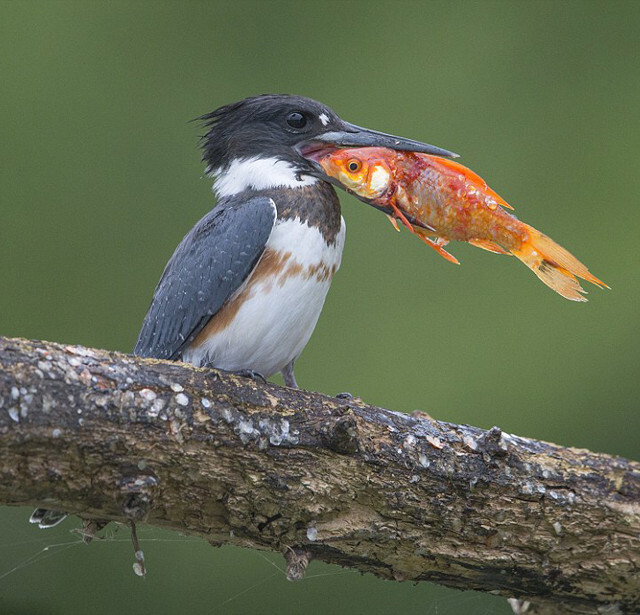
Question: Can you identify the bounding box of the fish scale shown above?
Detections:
[316,147,609,302]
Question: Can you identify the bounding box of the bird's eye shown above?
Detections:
[347,159,361,173]
[286,112,307,129]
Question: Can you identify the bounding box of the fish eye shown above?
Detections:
[347,159,361,173]
[286,112,307,129]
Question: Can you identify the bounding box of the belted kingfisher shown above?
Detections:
[131,94,455,388]
[30,95,455,528]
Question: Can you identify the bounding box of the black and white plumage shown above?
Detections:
[133,94,456,387]
[32,95,456,528]
[134,185,346,387]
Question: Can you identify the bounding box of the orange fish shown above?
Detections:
[312,147,608,301]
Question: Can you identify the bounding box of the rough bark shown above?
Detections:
[0,336,638,614]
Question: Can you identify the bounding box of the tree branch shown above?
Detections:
[0,336,638,614]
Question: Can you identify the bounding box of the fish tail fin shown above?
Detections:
[511,224,609,301]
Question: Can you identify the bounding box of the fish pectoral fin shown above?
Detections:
[468,239,511,255]
[390,203,416,233]
[386,214,401,232]
[416,232,460,265]
[388,202,438,234]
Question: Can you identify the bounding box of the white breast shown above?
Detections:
[182,216,346,377]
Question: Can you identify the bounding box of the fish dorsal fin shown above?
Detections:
[425,156,514,211]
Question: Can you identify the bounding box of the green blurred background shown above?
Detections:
[1,1,638,613]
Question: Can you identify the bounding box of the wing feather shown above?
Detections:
[134,195,277,359]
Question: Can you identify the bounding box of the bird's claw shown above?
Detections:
[234,369,267,385]
[336,392,353,400]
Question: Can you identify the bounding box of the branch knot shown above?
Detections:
[119,474,158,521]
[284,547,311,582]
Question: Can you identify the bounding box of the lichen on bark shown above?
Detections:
[0,336,638,614]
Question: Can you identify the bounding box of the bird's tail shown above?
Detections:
[511,224,609,301]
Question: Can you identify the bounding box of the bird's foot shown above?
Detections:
[281,360,298,388]
[233,369,268,385]
[336,392,353,400]
[336,392,367,405]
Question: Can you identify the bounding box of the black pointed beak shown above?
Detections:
[302,121,458,158]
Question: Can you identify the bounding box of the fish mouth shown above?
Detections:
[296,142,345,187]
[297,142,338,164]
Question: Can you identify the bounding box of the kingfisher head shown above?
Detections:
[199,94,456,198]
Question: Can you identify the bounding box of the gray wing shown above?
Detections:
[134,195,277,360]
